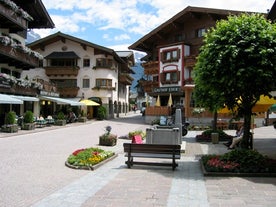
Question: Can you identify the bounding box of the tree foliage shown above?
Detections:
[194,13,276,148]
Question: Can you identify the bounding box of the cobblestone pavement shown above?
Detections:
[0,113,275,207]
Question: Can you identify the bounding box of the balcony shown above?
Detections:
[183,78,194,85]
[45,66,80,76]
[0,44,40,69]
[142,61,159,75]
[0,3,28,32]
[184,55,197,67]
[141,80,159,93]
[119,73,134,85]
[58,87,79,98]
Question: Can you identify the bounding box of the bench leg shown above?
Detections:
[172,157,179,170]
[126,156,133,168]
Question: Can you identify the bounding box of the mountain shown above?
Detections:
[130,63,145,93]
[26,30,41,44]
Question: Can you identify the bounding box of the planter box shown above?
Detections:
[1,125,19,133]
[99,137,117,146]
[21,123,35,130]
[55,119,66,126]
[78,117,87,122]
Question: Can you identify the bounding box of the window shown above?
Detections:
[197,28,206,37]
[51,79,77,87]
[174,33,185,42]
[82,79,90,88]
[96,79,112,87]
[83,59,90,67]
[161,71,180,84]
[161,49,180,63]
[50,59,77,67]
[96,58,114,68]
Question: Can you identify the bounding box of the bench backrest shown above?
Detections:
[123,143,181,155]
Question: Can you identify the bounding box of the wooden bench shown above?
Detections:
[123,143,181,170]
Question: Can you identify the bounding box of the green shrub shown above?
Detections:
[5,111,16,125]
[23,111,34,123]
[57,111,65,120]
[202,149,275,173]
[97,106,106,120]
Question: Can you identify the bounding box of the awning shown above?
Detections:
[45,51,80,59]
[10,95,39,102]
[40,96,85,106]
[0,94,23,104]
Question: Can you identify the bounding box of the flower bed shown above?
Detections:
[65,147,117,170]
[196,129,233,142]
[201,149,276,177]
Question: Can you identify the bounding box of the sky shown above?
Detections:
[34,0,275,52]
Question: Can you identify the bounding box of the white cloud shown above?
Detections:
[40,0,274,42]
[114,34,131,41]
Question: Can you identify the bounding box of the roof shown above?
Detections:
[13,0,55,29]
[27,32,124,63]
[116,51,135,67]
[268,0,276,20]
[45,51,80,59]
[129,6,261,52]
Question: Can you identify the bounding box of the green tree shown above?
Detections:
[194,13,276,148]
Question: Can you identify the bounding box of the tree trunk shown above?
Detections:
[241,112,251,149]
[213,111,218,131]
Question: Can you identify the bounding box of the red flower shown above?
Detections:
[207,156,239,171]
[92,151,99,156]
[72,149,85,156]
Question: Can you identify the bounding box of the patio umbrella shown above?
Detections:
[167,93,173,106]
[218,95,276,113]
[155,95,161,106]
[80,99,100,106]
[252,95,276,113]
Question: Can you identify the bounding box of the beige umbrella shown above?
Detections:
[80,99,100,106]
[167,93,173,106]
[155,95,161,106]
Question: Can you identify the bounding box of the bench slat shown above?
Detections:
[125,153,181,159]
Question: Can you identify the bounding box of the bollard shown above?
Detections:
[211,133,219,144]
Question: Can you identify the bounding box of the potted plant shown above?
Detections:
[55,111,66,126]
[1,111,18,133]
[99,126,117,146]
[97,106,106,120]
[21,110,35,130]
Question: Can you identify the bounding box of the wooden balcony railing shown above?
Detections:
[0,44,40,68]
[184,55,197,67]
[183,78,194,85]
[142,61,159,75]
[45,66,80,76]
[119,74,133,85]
[141,80,159,93]
[58,87,79,98]
[0,3,28,31]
